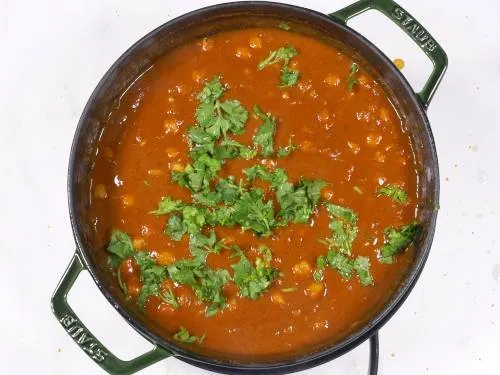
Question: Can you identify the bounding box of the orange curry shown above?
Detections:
[88,27,420,358]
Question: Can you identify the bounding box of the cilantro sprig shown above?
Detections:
[379,222,422,264]
[347,63,359,92]
[231,245,280,299]
[173,327,205,344]
[314,204,373,286]
[376,184,408,204]
[253,105,277,157]
[257,44,300,87]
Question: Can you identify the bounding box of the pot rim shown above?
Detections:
[67,1,439,372]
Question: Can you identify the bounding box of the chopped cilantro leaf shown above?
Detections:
[376,184,408,204]
[196,76,225,104]
[278,22,290,31]
[257,44,300,88]
[231,246,279,300]
[134,251,168,308]
[194,77,249,140]
[161,287,180,309]
[173,327,205,344]
[276,179,326,224]
[172,153,221,192]
[244,165,288,189]
[353,256,374,286]
[379,222,422,264]
[323,203,359,256]
[252,105,277,157]
[150,196,184,215]
[347,63,359,92]
[280,67,300,87]
[277,138,299,157]
[164,205,206,241]
[326,249,353,279]
[231,189,276,236]
[213,139,256,160]
[258,45,298,70]
[165,215,187,241]
[107,230,134,260]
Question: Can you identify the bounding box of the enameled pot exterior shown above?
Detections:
[52,1,447,374]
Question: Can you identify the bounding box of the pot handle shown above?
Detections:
[330,0,448,108]
[51,253,171,375]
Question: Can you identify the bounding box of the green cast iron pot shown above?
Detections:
[51,0,447,374]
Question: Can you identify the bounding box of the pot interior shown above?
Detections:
[69,2,438,369]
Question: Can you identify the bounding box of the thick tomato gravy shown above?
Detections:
[88,27,418,358]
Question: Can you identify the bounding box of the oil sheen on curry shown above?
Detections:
[88,26,421,359]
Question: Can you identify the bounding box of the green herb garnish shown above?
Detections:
[323,203,359,256]
[276,179,327,224]
[278,22,290,31]
[257,44,300,87]
[231,246,280,300]
[379,222,422,264]
[277,138,299,157]
[252,105,277,157]
[347,63,359,92]
[376,184,408,204]
[173,327,205,344]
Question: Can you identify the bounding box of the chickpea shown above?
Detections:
[292,260,312,276]
[298,80,312,92]
[171,163,184,172]
[157,302,176,316]
[201,37,214,51]
[119,258,138,278]
[324,74,341,87]
[379,108,390,122]
[235,46,252,59]
[226,298,238,312]
[347,141,360,155]
[176,285,194,307]
[249,36,262,49]
[375,151,386,163]
[164,119,179,134]
[270,292,286,305]
[166,147,179,158]
[133,237,146,250]
[156,251,176,266]
[120,194,135,207]
[168,96,175,103]
[93,184,108,199]
[300,140,314,152]
[317,110,330,122]
[366,133,382,146]
[305,282,325,299]
[358,75,369,86]
[147,169,163,176]
[126,276,141,298]
[102,146,114,160]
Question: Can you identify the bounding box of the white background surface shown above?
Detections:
[1,0,499,374]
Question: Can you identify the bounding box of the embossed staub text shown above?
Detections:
[60,313,108,363]
[391,7,437,52]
